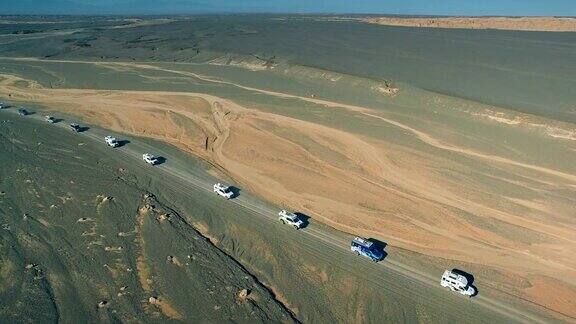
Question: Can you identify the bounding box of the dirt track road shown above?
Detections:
[0,108,554,323]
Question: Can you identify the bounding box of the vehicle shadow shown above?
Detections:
[21,111,35,116]
[452,268,478,296]
[452,268,474,284]
[77,126,90,132]
[470,285,479,297]
[228,186,241,198]
[52,118,64,123]
[116,139,130,147]
[154,156,167,165]
[367,238,388,261]
[294,212,311,229]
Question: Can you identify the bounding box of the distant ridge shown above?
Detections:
[361,16,576,32]
[0,0,99,15]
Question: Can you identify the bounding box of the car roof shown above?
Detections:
[352,237,373,248]
[443,270,468,285]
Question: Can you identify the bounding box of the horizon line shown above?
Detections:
[1,13,575,18]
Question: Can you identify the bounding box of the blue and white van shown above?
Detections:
[351,237,384,262]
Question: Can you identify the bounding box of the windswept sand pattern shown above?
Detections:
[1,59,576,319]
[469,109,576,141]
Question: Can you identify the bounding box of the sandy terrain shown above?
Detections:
[0,115,294,322]
[361,16,576,32]
[2,62,576,320]
[3,15,575,322]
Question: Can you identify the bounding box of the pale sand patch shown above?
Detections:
[135,205,152,293]
[192,222,219,245]
[154,297,183,320]
[361,16,576,32]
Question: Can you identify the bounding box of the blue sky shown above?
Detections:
[2,0,576,16]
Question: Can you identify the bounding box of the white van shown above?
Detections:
[440,269,476,297]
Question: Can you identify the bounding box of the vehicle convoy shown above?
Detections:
[351,236,384,262]
[7,107,489,304]
[278,210,304,229]
[105,135,119,147]
[213,183,234,199]
[142,153,159,165]
[69,123,82,132]
[440,269,476,297]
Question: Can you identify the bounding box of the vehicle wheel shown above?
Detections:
[281,220,285,224]
[356,251,360,256]
[294,225,298,230]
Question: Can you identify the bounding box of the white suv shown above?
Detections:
[440,269,476,297]
[213,183,234,199]
[278,210,304,229]
[105,136,119,148]
[142,153,159,165]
